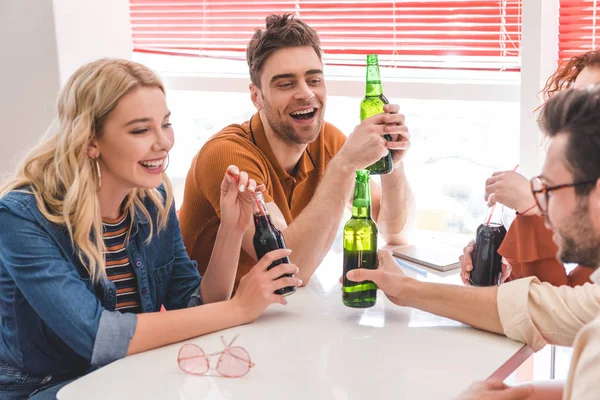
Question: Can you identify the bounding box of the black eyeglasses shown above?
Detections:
[530,176,597,219]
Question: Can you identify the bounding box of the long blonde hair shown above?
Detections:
[0,58,174,283]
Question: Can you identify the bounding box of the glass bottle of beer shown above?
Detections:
[252,192,296,296]
[360,54,393,175]
[343,169,378,308]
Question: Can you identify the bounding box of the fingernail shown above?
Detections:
[286,249,292,253]
[298,279,303,285]
[467,265,472,271]
[347,271,355,279]
[225,175,232,183]
[296,267,299,273]
[238,184,245,192]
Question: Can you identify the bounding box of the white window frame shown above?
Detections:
[519,0,559,178]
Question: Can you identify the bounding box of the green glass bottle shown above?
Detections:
[360,54,393,175]
[343,169,378,308]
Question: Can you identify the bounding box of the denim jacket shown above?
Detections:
[0,187,202,395]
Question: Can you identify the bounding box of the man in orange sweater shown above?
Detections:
[179,14,415,288]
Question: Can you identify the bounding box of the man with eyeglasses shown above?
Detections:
[347,85,600,399]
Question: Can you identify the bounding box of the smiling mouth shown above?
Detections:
[139,158,165,170]
[289,108,317,120]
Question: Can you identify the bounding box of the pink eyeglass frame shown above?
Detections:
[177,334,255,378]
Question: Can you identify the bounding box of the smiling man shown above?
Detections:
[179,14,415,287]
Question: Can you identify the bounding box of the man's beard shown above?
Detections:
[262,100,323,146]
[556,197,600,267]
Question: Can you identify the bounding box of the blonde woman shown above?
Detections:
[0,59,300,399]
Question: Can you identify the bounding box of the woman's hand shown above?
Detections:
[232,249,302,323]
[485,171,538,215]
[219,165,264,234]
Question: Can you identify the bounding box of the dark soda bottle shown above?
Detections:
[343,169,378,307]
[252,192,296,296]
[470,206,507,287]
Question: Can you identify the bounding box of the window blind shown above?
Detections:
[130,0,522,70]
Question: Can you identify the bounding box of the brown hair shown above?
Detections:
[539,85,600,196]
[540,49,600,102]
[246,13,322,87]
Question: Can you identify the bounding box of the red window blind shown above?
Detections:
[130,0,522,70]
[559,0,600,60]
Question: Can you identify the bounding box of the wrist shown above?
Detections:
[394,275,416,306]
[228,298,252,325]
[330,153,354,176]
[381,161,405,181]
[216,223,246,241]
[516,203,538,216]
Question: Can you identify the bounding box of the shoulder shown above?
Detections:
[0,189,41,221]
[199,122,262,159]
[321,121,347,158]
[0,189,70,247]
[192,122,270,178]
[203,122,252,149]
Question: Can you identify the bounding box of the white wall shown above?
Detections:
[519,0,559,177]
[0,0,132,181]
[0,1,61,180]
[52,0,132,85]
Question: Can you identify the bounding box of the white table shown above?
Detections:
[58,248,531,400]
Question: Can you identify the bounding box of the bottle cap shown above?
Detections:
[355,169,370,183]
[366,54,379,65]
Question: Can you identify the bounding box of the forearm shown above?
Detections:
[402,278,504,334]
[378,162,415,245]
[127,300,245,355]
[284,157,355,283]
[200,226,244,303]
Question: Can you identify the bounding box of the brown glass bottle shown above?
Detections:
[252,192,296,296]
[470,206,507,286]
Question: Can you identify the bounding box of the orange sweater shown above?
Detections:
[179,113,347,288]
[499,214,592,287]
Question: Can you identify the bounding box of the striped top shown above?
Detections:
[102,212,142,314]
